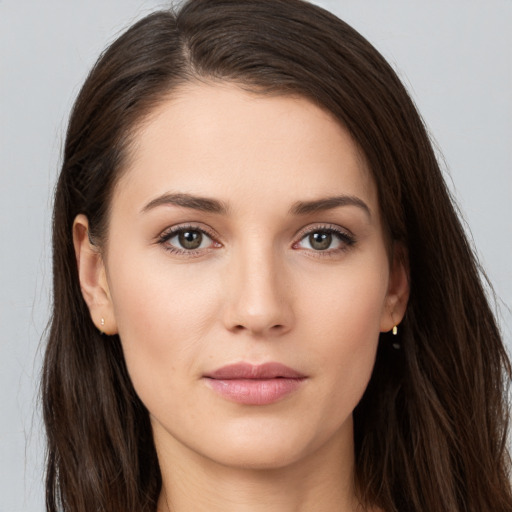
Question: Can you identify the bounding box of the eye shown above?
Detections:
[158,225,219,254]
[294,227,355,253]
[173,229,208,250]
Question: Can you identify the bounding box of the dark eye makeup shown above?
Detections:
[157,224,220,256]
[156,223,356,257]
[292,224,356,255]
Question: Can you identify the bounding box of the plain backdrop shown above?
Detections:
[1,1,511,510]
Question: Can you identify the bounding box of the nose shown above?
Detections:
[222,243,294,337]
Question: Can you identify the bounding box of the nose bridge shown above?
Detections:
[224,236,292,335]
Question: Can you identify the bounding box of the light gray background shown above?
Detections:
[1,1,510,510]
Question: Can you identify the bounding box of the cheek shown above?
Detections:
[106,254,221,396]
[299,261,388,399]
[300,256,388,340]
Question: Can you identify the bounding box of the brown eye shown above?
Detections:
[294,226,355,253]
[178,230,203,250]
[308,231,332,251]
[161,227,216,253]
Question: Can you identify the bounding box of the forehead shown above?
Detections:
[114,82,377,215]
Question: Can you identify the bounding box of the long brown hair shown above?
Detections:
[43,1,512,510]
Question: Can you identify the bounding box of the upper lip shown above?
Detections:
[205,362,306,380]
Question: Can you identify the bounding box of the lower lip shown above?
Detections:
[205,378,305,405]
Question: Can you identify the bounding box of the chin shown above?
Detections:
[205,441,309,471]
[195,417,348,472]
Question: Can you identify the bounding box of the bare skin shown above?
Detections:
[74,83,408,512]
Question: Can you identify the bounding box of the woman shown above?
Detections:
[42,0,512,511]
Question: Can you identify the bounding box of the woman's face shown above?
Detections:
[76,83,408,470]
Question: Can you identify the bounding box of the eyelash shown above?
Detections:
[157,224,221,257]
[157,223,356,257]
[292,224,356,257]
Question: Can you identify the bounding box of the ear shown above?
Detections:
[380,243,410,333]
[73,214,118,335]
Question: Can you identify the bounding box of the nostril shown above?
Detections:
[231,323,285,334]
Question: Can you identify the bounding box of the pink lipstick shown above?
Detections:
[204,362,306,405]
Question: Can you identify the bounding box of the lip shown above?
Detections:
[203,362,307,405]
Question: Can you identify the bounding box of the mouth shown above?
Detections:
[203,362,307,405]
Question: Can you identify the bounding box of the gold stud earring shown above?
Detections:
[391,324,400,349]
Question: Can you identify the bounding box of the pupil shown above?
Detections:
[310,232,331,250]
[179,230,202,250]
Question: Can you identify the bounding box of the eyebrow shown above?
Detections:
[289,195,371,218]
[141,192,229,215]
[141,192,370,218]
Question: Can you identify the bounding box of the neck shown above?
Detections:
[155,421,363,512]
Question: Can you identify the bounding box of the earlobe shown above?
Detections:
[73,214,118,335]
[380,243,410,333]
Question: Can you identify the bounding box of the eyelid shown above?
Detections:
[292,223,356,252]
[156,223,222,255]
[155,222,355,257]
[293,223,355,242]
